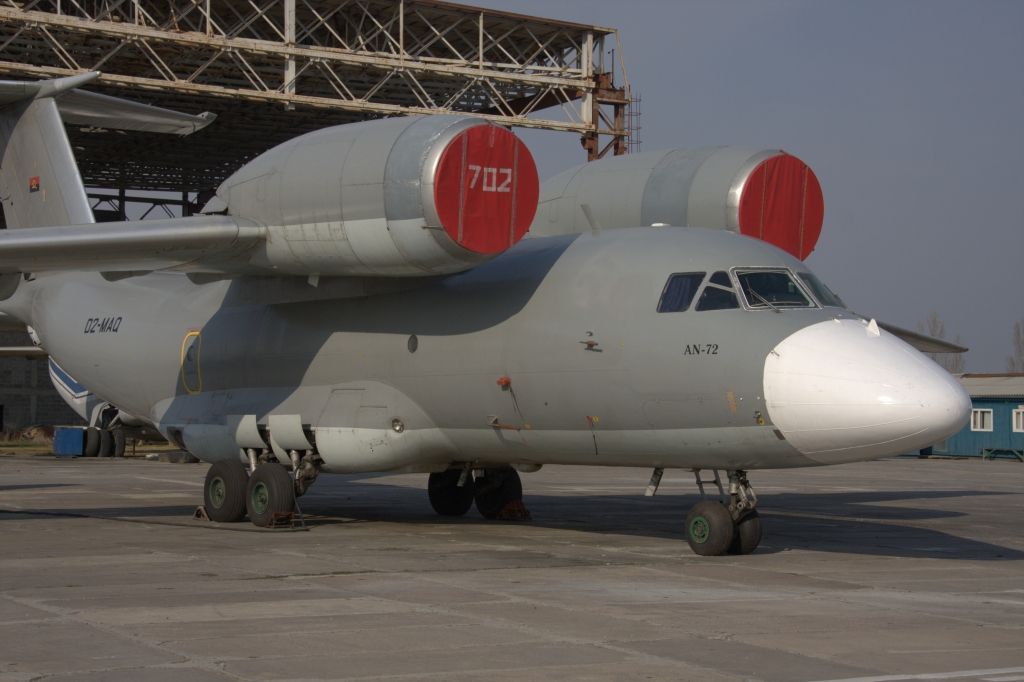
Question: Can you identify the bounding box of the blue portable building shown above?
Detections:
[934,374,1024,459]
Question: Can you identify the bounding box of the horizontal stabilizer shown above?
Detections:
[0,72,215,135]
[0,216,265,274]
[878,321,968,354]
[57,89,216,135]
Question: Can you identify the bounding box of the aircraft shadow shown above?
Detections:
[0,483,76,492]
[295,480,1024,561]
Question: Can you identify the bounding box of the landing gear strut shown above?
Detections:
[685,469,762,556]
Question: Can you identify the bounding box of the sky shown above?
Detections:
[472,0,1024,371]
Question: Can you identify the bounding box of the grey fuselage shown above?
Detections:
[17,227,847,473]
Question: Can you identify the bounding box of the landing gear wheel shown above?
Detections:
[428,469,475,516]
[729,510,763,555]
[204,460,249,523]
[246,463,296,527]
[83,427,100,457]
[474,467,524,520]
[98,429,113,457]
[685,500,735,556]
[111,427,127,458]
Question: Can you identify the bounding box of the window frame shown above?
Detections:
[797,271,846,308]
[971,408,993,432]
[694,270,741,312]
[1013,407,1024,433]
[731,267,819,311]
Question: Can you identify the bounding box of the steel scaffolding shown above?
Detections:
[0,0,632,197]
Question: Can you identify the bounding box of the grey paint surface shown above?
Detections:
[0,454,1021,681]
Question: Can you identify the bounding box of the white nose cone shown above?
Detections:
[764,318,971,464]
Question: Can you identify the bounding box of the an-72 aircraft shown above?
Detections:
[0,73,969,555]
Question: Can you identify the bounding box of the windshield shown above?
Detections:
[798,272,846,307]
[735,270,814,309]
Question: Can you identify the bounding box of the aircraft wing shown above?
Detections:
[0,217,266,274]
[877,321,968,354]
[0,346,46,358]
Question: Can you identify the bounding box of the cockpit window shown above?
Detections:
[657,273,704,312]
[798,272,845,307]
[695,270,740,311]
[709,271,732,287]
[736,270,814,309]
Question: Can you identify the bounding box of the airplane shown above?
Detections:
[0,73,970,556]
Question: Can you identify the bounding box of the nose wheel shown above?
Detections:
[684,469,763,556]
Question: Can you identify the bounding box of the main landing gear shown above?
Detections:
[201,449,322,527]
[427,465,531,521]
[684,469,762,556]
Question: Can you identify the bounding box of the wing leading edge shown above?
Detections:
[0,217,265,274]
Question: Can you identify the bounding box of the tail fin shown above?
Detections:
[0,72,97,229]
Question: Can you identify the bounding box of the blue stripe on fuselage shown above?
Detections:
[49,358,90,398]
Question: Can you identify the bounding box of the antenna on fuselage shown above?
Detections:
[579,203,601,236]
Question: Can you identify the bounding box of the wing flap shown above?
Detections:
[0,216,265,274]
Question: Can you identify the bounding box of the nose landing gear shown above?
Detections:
[685,469,762,556]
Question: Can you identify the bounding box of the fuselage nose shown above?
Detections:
[763,318,971,464]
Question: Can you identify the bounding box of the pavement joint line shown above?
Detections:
[808,668,1024,682]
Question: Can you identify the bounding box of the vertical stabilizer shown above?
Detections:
[0,73,97,229]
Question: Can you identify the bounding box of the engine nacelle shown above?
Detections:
[530,147,824,260]
[215,116,539,276]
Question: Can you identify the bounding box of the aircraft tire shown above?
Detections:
[246,463,295,527]
[111,427,127,458]
[83,427,100,457]
[204,460,249,523]
[474,467,523,519]
[728,510,763,555]
[685,500,734,556]
[98,429,114,457]
[427,469,475,516]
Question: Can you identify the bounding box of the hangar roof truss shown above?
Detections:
[0,0,629,192]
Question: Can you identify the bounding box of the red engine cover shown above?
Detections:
[433,124,539,255]
[737,153,824,260]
